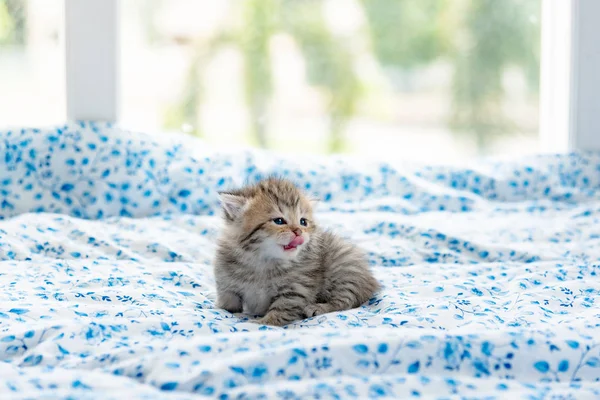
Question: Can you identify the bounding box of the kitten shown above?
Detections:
[213,177,380,326]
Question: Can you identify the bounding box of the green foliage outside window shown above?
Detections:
[164,0,541,153]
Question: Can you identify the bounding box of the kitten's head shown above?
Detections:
[218,177,317,260]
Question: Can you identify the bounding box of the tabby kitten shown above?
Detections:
[213,177,380,326]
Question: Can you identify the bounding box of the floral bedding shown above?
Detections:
[1,123,600,399]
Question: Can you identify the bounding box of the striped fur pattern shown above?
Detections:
[213,177,380,326]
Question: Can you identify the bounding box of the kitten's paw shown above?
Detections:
[253,312,289,327]
[304,303,331,317]
[217,303,243,314]
[216,292,243,313]
[218,303,242,313]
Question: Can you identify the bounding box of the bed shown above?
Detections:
[1,122,599,399]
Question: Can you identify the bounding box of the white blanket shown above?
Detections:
[1,123,599,399]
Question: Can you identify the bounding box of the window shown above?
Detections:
[1,1,594,159]
[121,0,541,163]
[0,0,65,126]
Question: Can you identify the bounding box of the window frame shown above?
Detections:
[65,0,119,122]
[63,0,596,152]
[567,0,600,151]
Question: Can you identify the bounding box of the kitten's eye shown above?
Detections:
[273,217,286,225]
[300,218,308,226]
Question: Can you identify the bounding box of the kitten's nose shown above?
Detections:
[292,228,302,237]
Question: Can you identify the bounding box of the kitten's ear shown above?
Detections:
[218,192,247,220]
[308,196,320,207]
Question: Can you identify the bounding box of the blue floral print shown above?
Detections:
[1,122,600,398]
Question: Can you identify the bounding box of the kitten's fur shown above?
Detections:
[213,177,380,326]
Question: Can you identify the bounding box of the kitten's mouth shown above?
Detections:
[283,236,304,251]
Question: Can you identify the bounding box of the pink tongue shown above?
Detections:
[287,236,304,248]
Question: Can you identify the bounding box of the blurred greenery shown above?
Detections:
[0,0,26,45]
[1,0,540,153]
[362,0,540,152]
[241,0,277,148]
[282,0,360,152]
[450,0,541,150]
[361,0,451,70]
[159,0,365,152]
